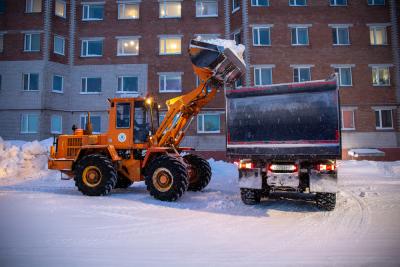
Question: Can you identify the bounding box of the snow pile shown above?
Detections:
[0,137,53,179]
[195,36,245,63]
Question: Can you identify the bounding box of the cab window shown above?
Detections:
[116,103,130,128]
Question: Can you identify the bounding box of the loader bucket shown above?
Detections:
[189,39,246,87]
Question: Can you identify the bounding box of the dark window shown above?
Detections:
[134,101,150,143]
[0,0,5,13]
[116,103,131,128]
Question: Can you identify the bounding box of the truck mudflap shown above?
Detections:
[238,168,262,189]
[309,171,337,193]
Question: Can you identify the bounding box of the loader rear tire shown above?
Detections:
[240,188,261,205]
[183,154,212,191]
[74,154,117,196]
[145,155,188,201]
[316,192,336,211]
[115,173,133,189]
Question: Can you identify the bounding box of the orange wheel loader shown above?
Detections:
[48,39,246,201]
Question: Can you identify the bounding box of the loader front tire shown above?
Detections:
[115,173,133,189]
[145,155,188,201]
[74,154,117,196]
[316,192,336,211]
[240,188,261,205]
[183,154,212,191]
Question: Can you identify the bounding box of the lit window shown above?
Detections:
[81,77,101,93]
[372,66,390,86]
[82,4,103,20]
[159,1,181,18]
[159,73,182,92]
[81,39,103,57]
[24,33,41,52]
[117,38,139,56]
[118,3,139,19]
[368,0,384,5]
[23,73,39,91]
[55,0,66,18]
[251,0,269,6]
[232,0,240,11]
[159,37,181,55]
[52,75,63,92]
[332,27,350,45]
[81,115,101,133]
[51,115,62,134]
[289,0,306,6]
[26,0,42,13]
[334,67,352,86]
[342,109,355,130]
[21,114,39,133]
[197,113,220,133]
[0,34,3,53]
[293,67,311,82]
[291,27,309,45]
[54,35,65,55]
[254,67,272,86]
[369,26,387,45]
[117,76,138,93]
[375,109,393,129]
[330,0,347,6]
[196,0,217,17]
[253,27,271,46]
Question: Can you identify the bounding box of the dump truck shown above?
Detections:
[226,77,341,210]
[48,39,246,201]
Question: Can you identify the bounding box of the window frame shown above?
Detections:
[196,0,218,17]
[24,33,41,52]
[118,3,140,20]
[117,37,140,56]
[25,0,42,13]
[291,27,309,46]
[21,114,39,134]
[55,0,66,18]
[53,35,65,55]
[369,26,388,45]
[82,4,104,21]
[341,108,356,130]
[330,0,347,6]
[117,76,139,93]
[371,66,391,86]
[159,1,182,18]
[23,73,39,91]
[332,26,350,45]
[159,73,182,93]
[50,115,63,134]
[293,67,311,82]
[159,36,182,55]
[197,113,221,134]
[52,74,64,93]
[333,66,353,86]
[252,26,271,46]
[251,0,270,7]
[368,0,385,5]
[80,114,101,134]
[81,39,103,57]
[289,0,307,6]
[374,108,393,130]
[232,0,240,12]
[81,77,102,94]
[254,66,273,86]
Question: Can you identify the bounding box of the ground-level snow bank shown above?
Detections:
[0,137,53,179]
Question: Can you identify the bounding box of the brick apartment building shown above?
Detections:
[0,0,399,160]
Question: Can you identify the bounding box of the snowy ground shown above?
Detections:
[0,140,400,266]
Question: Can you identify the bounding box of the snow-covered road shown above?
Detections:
[0,159,400,267]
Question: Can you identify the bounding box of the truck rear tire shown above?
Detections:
[240,188,261,205]
[316,192,336,211]
[115,173,133,189]
[145,155,189,201]
[183,154,212,191]
[74,154,117,196]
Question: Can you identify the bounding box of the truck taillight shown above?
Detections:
[268,164,298,172]
[239,160,253,169]
[317,164,336,171]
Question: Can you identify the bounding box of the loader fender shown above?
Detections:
[74,145,122,164]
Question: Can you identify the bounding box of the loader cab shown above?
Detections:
[108,98,159,148]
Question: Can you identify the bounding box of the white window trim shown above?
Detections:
[51,115,63,134]
[52,75,64,93]
[250,0,270,7]
[53,35,65,55]
[159,1,182,18]
[369,65,392,86]
[330,0,347,6]
[24,33,40,52]
[81,39,103,57]
[292,66,312,82]
[116,37,140,56]
[196,0,218,18]
[197,113,221,134]
[82,4,104,21]
[232,0,240,13]
[289,0,307,6]
[117,75,139,93]
[341,108,356,130]
[373,108,394,130]
[118,3,140,20]
[55,0,67,18]
[369,25,388,46]
[252,26,271,46]
[21,114,39,134]
[253,66,274,86]
[23,73,39,91]
[81,77,102,94]
[80,114,101,134]
[290,26,310,46]
[158,73,182,93]
[159,36,182,55]
[330,25,351,46]
[368,0,385,6]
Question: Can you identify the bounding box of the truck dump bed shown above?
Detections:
[226,78,341,160]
